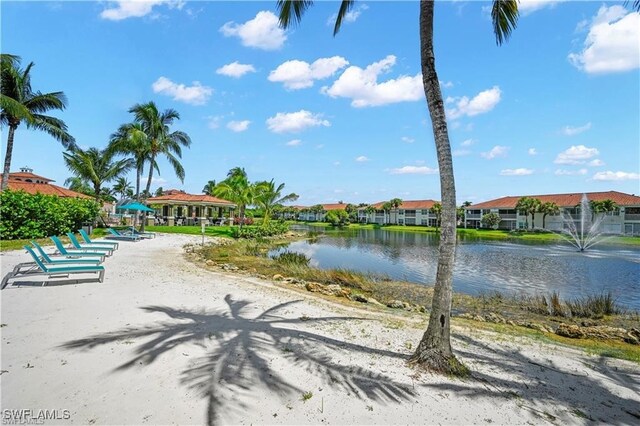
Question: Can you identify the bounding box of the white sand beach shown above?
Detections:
[1,234,638,425]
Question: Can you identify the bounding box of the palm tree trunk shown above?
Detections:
[410,0,466,376]
[145,155,155,196]
[1,126,17,191]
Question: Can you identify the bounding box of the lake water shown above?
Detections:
[271,227,640,310]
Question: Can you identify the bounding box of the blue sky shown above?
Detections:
[2,0,639,205]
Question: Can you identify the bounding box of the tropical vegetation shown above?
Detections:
[1,54,75,190]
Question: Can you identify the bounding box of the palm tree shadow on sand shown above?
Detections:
[61,294,417,425]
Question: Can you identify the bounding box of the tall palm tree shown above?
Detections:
[112,177,133,202]
[1,54,75,190]
[276,0,521,373]
[63,147,133,203]
[254,179,299,225]
[108,122,150,201]
[431,202,442,228]
[364,205,376,224]
[381,201,393,225]
[128,102,191,195]
[389,198,403,225]
[516,197,541,230]
[202,180,217,196]
[214,167,255,229]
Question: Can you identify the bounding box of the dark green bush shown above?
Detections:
[0,190,100,240]
[231,221,289,239]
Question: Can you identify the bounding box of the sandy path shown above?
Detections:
[1,234,638,425]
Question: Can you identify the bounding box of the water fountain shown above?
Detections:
[560,193,607,251]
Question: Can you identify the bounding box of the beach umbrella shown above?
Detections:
[117,202,156,231]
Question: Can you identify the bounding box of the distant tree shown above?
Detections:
[344,203,358,223]
[381,201,393,225]
[539,201,560,229]
[202,180,217,196]
[214,167,255,229]
[589,199,618,221]
[431,202,442,228]
[154,186,164,197]
[364,205,376,224]
[309,204,325,221]
[63,147,133,203]
[108,122,150,201]
[481,212,501,229]
[389,198,403,225]
[112,177,133,202]
[515,197,541,230]
[1,54,75,190]
[254,179,299,224]
[64,176,93,196]
[325,209,349,227]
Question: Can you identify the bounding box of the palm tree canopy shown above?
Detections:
[63,147,134,200]
[0,56,74,147]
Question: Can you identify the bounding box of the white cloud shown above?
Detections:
[554,145,599,165]
[269,56,348,90]
[327,4,368,26]
[452,149,472,157]
[588,159,605,167]
[150,176,168,185]
[481,145,509,160]
[207,115,223,129]
[355,156,370,162]
[227,120,250,132]
[568,6,640,74]
[216,62,256,78]
[518,0,564,15]
[401,136,415,144]
[461,138,475,147]
[152,77,212,105]
[561,122,592,136]
[100,0,184,21]
[266,110,330,133]
[321,55,423,107]
[440,80,454,89]
[388,166,438,175]
[446,86,502,119]
[528,148,538,155]
[592,171,640,181]
[286,139,301,147]
[555,168,588,176]
[500,168,534,176]
[220,11,286,51]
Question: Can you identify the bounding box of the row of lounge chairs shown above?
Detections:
[1,228,155,290]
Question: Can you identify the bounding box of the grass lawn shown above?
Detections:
[146,225,235,238]
[0,228,110,252]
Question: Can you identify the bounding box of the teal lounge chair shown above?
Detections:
[1,246,105,289]
[128,227,156,239]
[31,241,102,265]
[50,236,107,261]
[106,228,140,241]
[66,233,115,255]
[78,229,119,249]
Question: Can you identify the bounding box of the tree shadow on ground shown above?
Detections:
[442,332,640,424]
[61,295,416,425]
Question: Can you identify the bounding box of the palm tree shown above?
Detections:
[381,201,393,225]
[389,198,403,225]
[516,197,541,230]
[202,180,217,196]
[113,177,133,202]
[63,147,134,203]
[64,176,93,196]
[539,201,560,229]
[128,102,191,196]
[214,167,255,229]
[277,0,522,374]
[431,202,442,228]
[254,179,299,225]
[108,122,150,201]
[364,205,376,224]
[1,55,75,190]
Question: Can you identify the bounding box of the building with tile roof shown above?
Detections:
[464,191,640,235]
[0,167,91,199]
[358,199,440,225]
[146,189,236,226]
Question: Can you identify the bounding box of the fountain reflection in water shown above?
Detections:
[560,193,608,251]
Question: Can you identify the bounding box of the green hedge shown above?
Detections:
[0,190,100,240]
[231,221,289,239]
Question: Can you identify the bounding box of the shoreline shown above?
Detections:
[1,234,639,424]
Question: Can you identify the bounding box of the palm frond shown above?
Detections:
[23,91,68,113]
[333,0,355,36]
[492,0,519,46]
[277,0,314,29]
[29,114,76,148]
[165,153,185,182]
[0,94,32,123]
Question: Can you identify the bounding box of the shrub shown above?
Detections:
[325,209,349,227]
[231,221,289,239]
[273,251,310,266]
[566,292,619,318]
[0,190,100,240]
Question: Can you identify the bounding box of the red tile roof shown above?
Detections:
[468,191,640,209]
[3,171,53,183]
[322,203,350,211]
[147,190,235,206]
[2,180,91,198]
